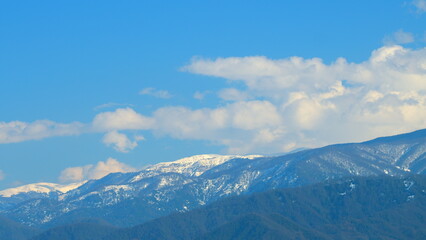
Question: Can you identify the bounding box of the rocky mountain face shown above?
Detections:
[1,129,426,228]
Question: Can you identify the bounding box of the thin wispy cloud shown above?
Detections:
[193,91,209,100]
[94,103,135,111]
[139,87,173,99]
[0,120,85,144]
[383,30,415,45]
[413,0,426,13]
[218,88,251,101]
[0,170,5,181]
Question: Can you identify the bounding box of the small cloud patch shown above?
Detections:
[59,158,136,183]
[139,87,172,99]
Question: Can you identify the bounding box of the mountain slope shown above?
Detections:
[30,219,117,240]
[0,182,85,212]
[102,175,426,240]
[2,129,426,228]
[0,182,85,198]
[0,215,39,240]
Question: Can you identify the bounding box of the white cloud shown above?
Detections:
[92,108,154,131]
[413,0,426,12]
[149,100,283,153]
[193,91,204,100]
[0,170,5,180]
[218,88,251,101]
[59,165,91,183]
[90,101,281,153]
[0,111,149,153]
[184,45,426,93]
[94,103,134,111]
[59,158,136,183]
[179,45,426,152]
[0,120,84,144]
[383,30,415,45]
[152,100,281,136]
[183,45,426,94]
[102,131,143,153]
[5,45,426,155]
[193,91,210,100]
[139,87,172,99]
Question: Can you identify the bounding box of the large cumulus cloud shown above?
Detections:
[2,45,426,154]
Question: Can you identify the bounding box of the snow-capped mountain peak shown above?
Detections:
[2,128,426,228]
[133,154,262,181]
[171,154,261,164]
[0,182,86,198]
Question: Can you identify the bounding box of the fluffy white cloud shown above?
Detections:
[103,131,144,153]
[413,0,426,12]
[5,45,426,155]
[92,108,154,131]
[59,165,91,183]
[383,30,415,45]
[180,45,426,152]
[0,120,84,144]
[153,100,284,153]
[139,87,172,99]
[152,100,281,135]
[59,158,136,183]
[90,100,282,153]
[0,170,5,180]
[184,46,426,94]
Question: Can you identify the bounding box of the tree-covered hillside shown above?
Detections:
[102,175,426,240]
[24,175,425,240]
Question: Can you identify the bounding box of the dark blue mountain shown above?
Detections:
[1,129,426,228]
[32,175,426,240]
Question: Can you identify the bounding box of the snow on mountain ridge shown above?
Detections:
[134,154,262,180]
[2,129,426,228]
[1,154,260,198]
[0,182,86,198]
[171,154,261,164]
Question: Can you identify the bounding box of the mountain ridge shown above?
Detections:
[29,174,426,240]
[1,128,426,228]
[0,182,86,198]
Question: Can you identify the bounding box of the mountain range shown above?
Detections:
[1,128,426,239]
[18,175,426,239]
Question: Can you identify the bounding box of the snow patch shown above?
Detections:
[130,154,262,183]
[0,182,86,198]
[104,185,132,192]
[404,180,414,190]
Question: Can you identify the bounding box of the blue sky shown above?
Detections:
[1,0,426,189]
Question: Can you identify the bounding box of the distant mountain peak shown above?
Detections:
[142,154,263,177]
[2,129,426,228]
[0,181,86,198]
[151,154,263,168]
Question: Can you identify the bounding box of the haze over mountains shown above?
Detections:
[1,129,426,239]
